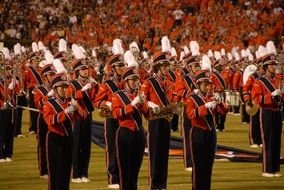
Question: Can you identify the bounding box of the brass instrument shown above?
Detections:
[145,103,176,122]
[13,56,26,96]
[0,52,13,109]
[98,105,112,118]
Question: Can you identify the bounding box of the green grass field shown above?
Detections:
[0,111,283,190]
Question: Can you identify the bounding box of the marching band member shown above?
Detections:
[168,47,179,132]
[93,39,125,189]
[25,42,44,134]
[251,52,283,177]
[211,52,226,132]
[112,67,146,190]
[174,53,200,171]
[243,53,265,148]
[34,60,56,178]
[141,51,174,190]
[186,70,228,190]
[67,46,98,183]
[0,57,19,163]
[43,73,83,190]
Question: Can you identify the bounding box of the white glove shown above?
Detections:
[131,96,142,107]
[106,101,112,110]
[64,106,75,114]
[147,101,160,114]
[81,83,92,91]
[271,89,281,97]
[205,101,217,109]
[47,89,54,97]
[193,89,199,94]
[8,79,18,90]
[70,98,78,108]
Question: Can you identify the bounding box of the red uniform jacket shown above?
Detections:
[25,65,43,90]
[174,73,196,103]
[232,69,243,92]
[112,89,148,131]
[251,75,283,111]
[43,97,84,136]
[186,92,229,131]
[243,72,260,103]
[0,77,20,108]
[93,77,123,109]
[67,79,98,117]
[34,85,50,112]
[141,74,174,108]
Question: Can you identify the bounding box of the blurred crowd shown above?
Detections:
[0,0,284,54]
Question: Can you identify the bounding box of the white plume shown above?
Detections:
[227,53,233,61]
[201,55,212,71]
[183,46,190,55]
[79,46,87,55]
[258,45,267,57]
[129,41,140,52]
[32,42,39,53]
[124,50,139,67]
[38,41,46,52]
[208,50,214,58]
[161,36,171,53]
[189,41,200,56]
[180,51,185,61]
[72,44,85,60]
[214,51,221,60]
[1,47,11,60]
[45,50,54,64]
[255,50,260,59]
[241,49,247,58]
[59,38,67,52]
[112,39,124,55]
[53,59,67,74]
[234,52,240,61]
[92,48,97,57]
[221,48,226,56]
[266,41,277,55]
[14,43,22,56]
[170,47,177,57]
[21,46,26,53]
[248,53,254,61]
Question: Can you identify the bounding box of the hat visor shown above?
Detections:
[53,81,69,88]
[125,74,140,81]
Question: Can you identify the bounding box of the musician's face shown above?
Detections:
[55,85,68,98]
[199,82,211,94]
[114,64,125,76]
[79,67,89,78]
[159,64,169,76]
[127,77,140,91]
[267,64,277,74]
[190,63,200,74]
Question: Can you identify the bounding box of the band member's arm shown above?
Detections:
[112,94,135,119]
[93,83,110,108]
[186,98,209,119]
[232,72,240,92]
[243,75,254,102]
[251,80,273,106]
[43,102,67,125]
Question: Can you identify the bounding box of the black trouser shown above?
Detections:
[215,112,226,131]
[47,132,73,190]
[260,108,282,173]
[15,95,27,136]
[116,127,145,190]
[105,118,119,184]
[72,114,92,178]
[37,113,48,176]
[0,109,15,159]
[29,90,38,133]
[249,109,262,145]
[190,127,216,190]
[241,103,250,123]
[148,118,170,190]
[171,113,179,131]
[182,107,192,168]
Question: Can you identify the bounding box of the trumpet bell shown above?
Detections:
[245,102,259,116]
